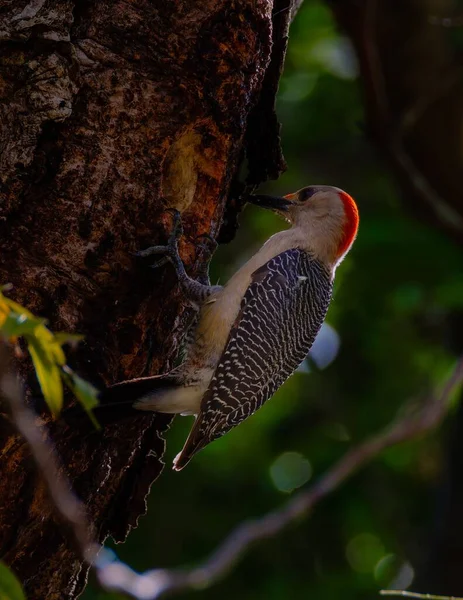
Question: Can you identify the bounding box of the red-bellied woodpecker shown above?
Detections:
[97,186,359,470]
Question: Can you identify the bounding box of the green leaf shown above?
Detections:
[1,295,34,318]
[0,310,46,339]
[0,561,26,600]
[0,291,45,339]
[61,366,101,430]
[27,337,63,416]
[53,333,84,347]
[0,287,99,420]
[32,325,66,366]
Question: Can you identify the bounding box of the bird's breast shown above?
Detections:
[190,230,308,370]
[193,287,245,368]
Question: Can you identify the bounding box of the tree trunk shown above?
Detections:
[0,1,296,597]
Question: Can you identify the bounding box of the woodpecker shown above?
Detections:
[97,185,359,470]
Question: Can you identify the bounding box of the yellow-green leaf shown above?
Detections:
[1,295,34,319]
[53,333,84,347]
[61,366,100,430]
[33,325,66,366]
[0,287,97,421]
[0,310,45,339]
[27,337,63,416]
[0,561,26,600]
[0,290,47,340]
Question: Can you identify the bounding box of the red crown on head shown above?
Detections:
[337,191,359,258]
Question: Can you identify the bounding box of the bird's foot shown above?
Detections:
[135,211,220,303]
[194,233,218,284]
[195,232,218,255]
[135,209,183,269]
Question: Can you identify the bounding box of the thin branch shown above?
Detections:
[381,591,463,600]
[2,344,462,599]
[119,357,462,599]
[0,346,99,565]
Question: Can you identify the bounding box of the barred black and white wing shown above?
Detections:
[174,248,333,470]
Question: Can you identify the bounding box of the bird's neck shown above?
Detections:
[227,227,336,296]
[291,220,341,270]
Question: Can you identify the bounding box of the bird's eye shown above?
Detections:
[298,188,317,202]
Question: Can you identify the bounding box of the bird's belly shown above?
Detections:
[193,288,244,368]
[134,382,207,414]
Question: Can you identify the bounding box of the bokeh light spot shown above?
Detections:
[308,322,341,370]
[374,553,401,584]
[389,561,415,591]
[280,72,318,103]
[270,452,312,493]
[310,37,358,79]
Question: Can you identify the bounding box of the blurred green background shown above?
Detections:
[84,1,463,598]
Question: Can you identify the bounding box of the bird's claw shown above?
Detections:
[168,209,183,245]
[134,244,170,259]
[195,233,218,254]
[135,210,183,267]
[149,256,170,269]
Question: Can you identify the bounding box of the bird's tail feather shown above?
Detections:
[64,374,178,427]
[172,414,208,471]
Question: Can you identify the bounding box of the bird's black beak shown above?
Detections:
[247,194,292,212]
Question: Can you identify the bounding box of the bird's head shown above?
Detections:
[249,185,359,263]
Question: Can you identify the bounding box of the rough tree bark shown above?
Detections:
[0,1,298,598]
[329,0,463,594]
